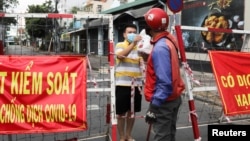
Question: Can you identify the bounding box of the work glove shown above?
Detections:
[145,103,158,124]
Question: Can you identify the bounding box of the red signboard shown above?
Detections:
[209,51,250,116]
[0,55,87,134]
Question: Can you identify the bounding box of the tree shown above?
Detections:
[0,0,19,25]
[68,6,81,29]
[70,6,80,14]
[25,0,54,49]
[0,0,18,10]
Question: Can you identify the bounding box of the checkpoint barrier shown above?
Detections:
[2,12,250,141]
[0,13,117,141]
[174,25,250,141]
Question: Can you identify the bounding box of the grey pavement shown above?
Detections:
[4,45,109,71]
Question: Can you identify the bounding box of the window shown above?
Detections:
[97,5,102,13]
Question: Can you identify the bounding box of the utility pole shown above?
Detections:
[55,0,59,13]
[0,0,4,54]
[53,0,60,52]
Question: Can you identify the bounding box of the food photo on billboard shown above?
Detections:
[181,0,244,52]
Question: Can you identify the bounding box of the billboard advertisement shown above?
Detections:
[181,0,245,52]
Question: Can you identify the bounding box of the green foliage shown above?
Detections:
[0,0,19,10]
[68,6,81,28]
[70,6,80,14]
[25,0,54,39]
[0,0,19,25]
[27,0,54,13]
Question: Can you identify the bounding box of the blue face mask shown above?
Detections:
[127,33,136,43]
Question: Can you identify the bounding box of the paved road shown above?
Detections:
[132,97,210,141]
[4,45,41,55]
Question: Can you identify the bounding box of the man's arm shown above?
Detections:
[151,45,173,107]
[116,35,142,59]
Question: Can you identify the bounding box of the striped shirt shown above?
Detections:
[115,40,142,86]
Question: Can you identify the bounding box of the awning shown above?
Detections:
[113,4,154,19]
[88,18,109,27]
[61,5,155,34]
[127,5,154,18]
[88,5,154,27]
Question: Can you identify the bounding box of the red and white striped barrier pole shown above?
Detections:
[139,57,146,84]
[175,25,201,141]
[108,41,117,141]
[130,78,135,118]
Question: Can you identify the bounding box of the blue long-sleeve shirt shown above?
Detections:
[145,38,173,107]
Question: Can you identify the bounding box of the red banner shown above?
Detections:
[0,55,87,134]
[209,51,250,116]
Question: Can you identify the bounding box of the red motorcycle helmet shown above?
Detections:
[144,8,169,31]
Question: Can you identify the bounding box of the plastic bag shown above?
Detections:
[137,29,153,54]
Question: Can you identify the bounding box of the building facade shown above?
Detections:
[62,0,250,56]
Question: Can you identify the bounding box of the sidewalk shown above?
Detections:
[5,45,111,77]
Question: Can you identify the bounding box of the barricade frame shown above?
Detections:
[175,25,250,141]
[0,12,116,141]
